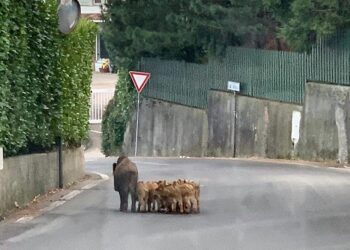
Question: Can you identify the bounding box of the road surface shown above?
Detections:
[1,157,350,250]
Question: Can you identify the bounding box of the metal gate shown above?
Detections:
[89,88,114,124]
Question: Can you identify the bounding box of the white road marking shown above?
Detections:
[13,174,109,225]
[16,216,34,224]
[39,200,66,213]
[90,171,110,180]
[59,190,82,201]
[81,182,98,190]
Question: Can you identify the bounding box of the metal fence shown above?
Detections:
[141,30,350,108]
[89,88,114,124]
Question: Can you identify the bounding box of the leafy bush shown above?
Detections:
[57,19,98,146]
[0,0,97,157]
[102,68,136,156]
[0,0,12,155]
[0,0,60,156]
[25,0,61,151]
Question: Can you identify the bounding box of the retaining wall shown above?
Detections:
[0,147,85,215]
[124,93,302,159]
[208,90,303,159]
[297,82,350,163]
[123,99,208,157]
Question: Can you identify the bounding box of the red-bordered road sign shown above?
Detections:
[129,71,151,93]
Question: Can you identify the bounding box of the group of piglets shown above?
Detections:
[113,156,200,214]
[137,179,200,214]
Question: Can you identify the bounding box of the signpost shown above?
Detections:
[227,81,240,92]
[129,71,151,156]
[227,81,240,157]
[56,0,81,188]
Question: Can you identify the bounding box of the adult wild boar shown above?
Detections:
[113,156,138,212]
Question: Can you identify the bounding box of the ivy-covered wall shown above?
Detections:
[0,0,97,157]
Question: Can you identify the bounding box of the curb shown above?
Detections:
[13,171,109,224]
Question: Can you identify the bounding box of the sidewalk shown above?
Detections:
[85,123,106,161]
[0,172,105,225]
[84,148,105,162]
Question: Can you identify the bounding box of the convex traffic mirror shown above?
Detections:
[58,0,81,34]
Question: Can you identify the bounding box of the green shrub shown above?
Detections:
[4,1,30,155]
[0,0,97,157]
[0,0,11,155]
[57,19,98,147]
[102,68,136,156]
[26,0,61,151]
[0,0,60,156]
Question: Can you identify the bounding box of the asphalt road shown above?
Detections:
[1,157,350,250]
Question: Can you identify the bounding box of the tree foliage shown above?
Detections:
[103,0,350,65]
[103,0,265,68]
[264,0,350,51]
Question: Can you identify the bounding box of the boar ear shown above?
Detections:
[113,163,117,172]
[116,155,127,165]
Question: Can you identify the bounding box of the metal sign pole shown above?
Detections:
[129,71,150,157]
[135,92,140,157]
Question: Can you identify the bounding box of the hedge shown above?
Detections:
[57,19,98,146]
[0,0,97,157]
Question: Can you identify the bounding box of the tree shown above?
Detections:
[263,0,350,51]
[103,0,350,67]
[102,0,265,69]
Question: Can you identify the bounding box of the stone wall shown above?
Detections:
[0,147,85,215]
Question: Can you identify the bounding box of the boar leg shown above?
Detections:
[119,190,128,212]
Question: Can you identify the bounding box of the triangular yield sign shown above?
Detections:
[129,71,151,93]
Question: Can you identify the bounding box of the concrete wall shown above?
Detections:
[207,91,236,157]
[0,147,85,215]
[124,93,302,160]
[208,91,303,159]
[123,98,208,157]
[297,82,350,163]
[62,148,85,185]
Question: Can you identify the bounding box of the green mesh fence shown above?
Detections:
[141,31,350,108]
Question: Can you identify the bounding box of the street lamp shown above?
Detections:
[58,0,81,34]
